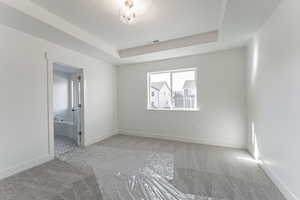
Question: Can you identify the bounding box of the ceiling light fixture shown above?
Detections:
[119,0,152,25]
[119,0,137,24]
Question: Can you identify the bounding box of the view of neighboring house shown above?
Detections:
[150,80,196,109]
[183,80,196,108]
[150,82,171,108]
[174,80,196,109]
[1,1,297,199]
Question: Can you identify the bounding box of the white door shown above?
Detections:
[71,72,83,146]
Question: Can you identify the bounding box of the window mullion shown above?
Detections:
[148,73,151,109]
[147,68,198,111]
[170,72,173,109]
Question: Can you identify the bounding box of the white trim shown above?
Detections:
[147,108,199,112]
[79,71,86,147]
[0,155,50,180]
[147,68,198,111]
[218,0,228,29]
[46,53,86,157]
[70,80,74,108]
[118,129,246,149]
[148,67,197,75]
[45,53,55,159]
[259,161,299,200]
[170,69,173,105]
[217,0,228,43]
[84,130,118,146]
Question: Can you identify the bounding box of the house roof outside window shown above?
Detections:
[183,80,196,90]
[151,82,170,91]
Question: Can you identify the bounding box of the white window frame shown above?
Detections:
[147,68,199,111]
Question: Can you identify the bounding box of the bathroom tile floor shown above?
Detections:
[54,135,77,157]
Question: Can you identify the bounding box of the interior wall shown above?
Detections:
[118,48,247,149]
[0,24,118,179]
[53,70,72,122]
[246,0,300,199]
[53,69,75,140]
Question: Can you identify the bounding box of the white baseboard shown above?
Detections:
[0,155,51,180]
[118,129,245,149]
[84,130,118,146]
[260,161,298,200]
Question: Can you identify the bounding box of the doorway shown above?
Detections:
[52,63,84,157]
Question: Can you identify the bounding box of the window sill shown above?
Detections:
[147,108,199,112]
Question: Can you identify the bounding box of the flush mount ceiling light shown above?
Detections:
[119,0,152,24]
[119,0,136,24]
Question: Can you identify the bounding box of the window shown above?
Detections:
[147,68,198,111]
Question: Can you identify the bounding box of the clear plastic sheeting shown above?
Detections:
[59,145,219,200]
[106,167,196,200]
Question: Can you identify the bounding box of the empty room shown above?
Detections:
[0,0,299,200]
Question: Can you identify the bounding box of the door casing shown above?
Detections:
[46,53,86,160]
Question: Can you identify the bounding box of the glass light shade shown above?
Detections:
[119,0,152,24]
[119,0,137,24]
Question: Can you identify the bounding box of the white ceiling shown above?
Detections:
[0,0,281,64]
[30,0,224,49]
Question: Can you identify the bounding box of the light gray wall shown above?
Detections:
[118,48,248,149]
[0,24,118,179]
[53,70,72,122]
[53,69,75,140]
[247,0,300,199]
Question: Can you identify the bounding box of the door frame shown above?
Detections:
[46,53,86,160]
